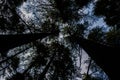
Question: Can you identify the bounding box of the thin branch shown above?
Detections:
[86,59,92,78]
[0,46,31,65]
[6,1,33,33]
[39,52,56,79]
[0,62,11,72]
[78,46,82,69]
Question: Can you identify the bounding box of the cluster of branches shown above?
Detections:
[0,0,120,80]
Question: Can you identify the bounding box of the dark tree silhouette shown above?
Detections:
[94,0,120,29]
[73,36,119,80]
[0,33,53,53]
[0,0,75,80]
[75,0,91,8]
[0,0,27,32]
[1,0,119,80]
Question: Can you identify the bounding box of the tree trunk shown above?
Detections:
[76,37,120,80]
[0,33,53,53]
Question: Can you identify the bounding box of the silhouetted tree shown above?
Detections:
[94,0,120,29]
[1,0,119,80]
[88,27,105,42]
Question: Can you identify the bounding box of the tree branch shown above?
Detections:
[0,46,31,65]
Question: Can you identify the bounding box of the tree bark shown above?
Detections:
[76,37,120,80]
[0,33,53,53]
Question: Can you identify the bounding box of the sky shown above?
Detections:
[79,0,109,31]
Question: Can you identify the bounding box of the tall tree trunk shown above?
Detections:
[75,37,120,80]
[0,33,53,53]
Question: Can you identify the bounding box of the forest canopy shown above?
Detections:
[0,0,119,80]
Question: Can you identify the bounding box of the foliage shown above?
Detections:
[1,0,118,80]
[53,0,78,22]
[75,0,91,8]
[106,28,120,46]
[83,74,103,80]
[94,0,120,28]
[88,27,105,42]
[0,0,26,33]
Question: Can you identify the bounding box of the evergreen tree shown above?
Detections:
[1,0,119,80]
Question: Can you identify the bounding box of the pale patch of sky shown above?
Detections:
[80,50,89,74]
[75,49,90,80]
[0,77,5,80]
[79,0,109,31]
[19,2,34,21]
[17,47,36,73]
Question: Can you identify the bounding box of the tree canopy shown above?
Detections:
[0,0,119,80]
